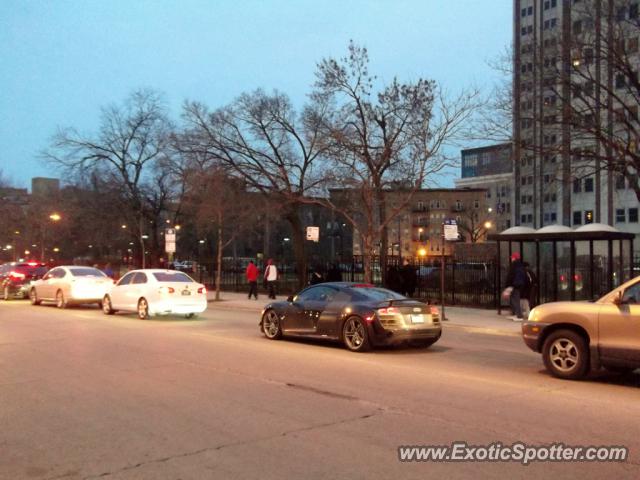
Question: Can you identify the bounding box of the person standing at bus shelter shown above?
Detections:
[506,252,527,321]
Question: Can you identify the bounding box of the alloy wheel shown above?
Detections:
[56,291,66,309]
[548,338,579,373]
[343,317,370,351]
[138,298,149,319]
[262,310,282,339]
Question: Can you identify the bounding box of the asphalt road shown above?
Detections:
[1,300,639,480]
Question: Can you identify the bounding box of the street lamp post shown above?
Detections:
[41,213,61,262]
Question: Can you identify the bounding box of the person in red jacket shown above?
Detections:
[246,260,259,300]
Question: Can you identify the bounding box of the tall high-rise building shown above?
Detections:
[514,0,640,245]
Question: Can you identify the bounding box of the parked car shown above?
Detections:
[0,261,48,300]
[259,282,442,352]
[102,269,207,319]
[522,275,640,380]
[173,260,195,272]
[29,266,113,308]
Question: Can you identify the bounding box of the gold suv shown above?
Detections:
[522,276,640,380]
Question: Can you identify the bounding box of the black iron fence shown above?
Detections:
[192,255,499,309]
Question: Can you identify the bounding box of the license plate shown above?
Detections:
[182,290,191,296]
[411,314,424,324]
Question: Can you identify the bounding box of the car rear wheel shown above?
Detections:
[56,290,67,309]
[542,330,589,380]
[185,313,198,319]
[262,309,282,339]
[30,288,41,305]
[102,295,115,315]
[342,316,371,352]
[137,298,149,320]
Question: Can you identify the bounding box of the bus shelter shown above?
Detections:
[487,224,635,313]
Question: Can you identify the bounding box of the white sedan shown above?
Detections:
[30,266,113,308]
[102,269,207,319]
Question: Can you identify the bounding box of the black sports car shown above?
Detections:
[259,282,442,352]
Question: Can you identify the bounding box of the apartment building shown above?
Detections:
[514,0,640,246]
[455,143,514,232]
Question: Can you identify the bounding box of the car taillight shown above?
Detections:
[197,287,206,294]
[159,286,175,294]
[9,271,25,281]
[377,306,400,315]
[429,306,439,316]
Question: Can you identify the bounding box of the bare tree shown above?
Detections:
[312,42,480,283]
[178,156,267,299]
[181,89,330,288]
[455,206,492,243]
[43,89,174,267]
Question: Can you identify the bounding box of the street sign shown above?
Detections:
[306,226,319,242]
[443,219,458,241]
[165,228,176,253]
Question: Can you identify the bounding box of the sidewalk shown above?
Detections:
[206,290,523,337]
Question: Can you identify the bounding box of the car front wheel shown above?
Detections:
[102,295,115,315]
[137,298,150,320]
[262,309,282,339]
[542,330,589,380]
[56,290,67,309]
[342,316,371,352]
[30,288,41,305]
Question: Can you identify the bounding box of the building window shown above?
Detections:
[584,178,594,192]
[629,208,639,223]
[521,7,527,17]
[528,6,533,15]
[551,212,557,222]
[631,3,639,19]
[616,208,626,223]
[616,73,626,89]
[617,7,627,21]
[573,178,582,193]
[616,175,626,189]
[573,211,582,225]
[584,210,594,224]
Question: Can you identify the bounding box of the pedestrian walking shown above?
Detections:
[309,267,324,285]
[386,265,403,294]
[264,259,278,299]
[520,262,538,318]
[505,252,527,321]
[400,259,417,297]
[246,260,259,300]
[326,263,342,282]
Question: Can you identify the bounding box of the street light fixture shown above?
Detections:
[121,224,127,229]
[175,225,181,231]
[49,213,61,222]
[484,221,492,230]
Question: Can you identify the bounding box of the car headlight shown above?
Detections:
[527,307,538,322]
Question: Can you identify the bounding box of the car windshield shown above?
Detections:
[153,272,194,282]
[349,286,406,301]
[69,267,107,277]
[14,265,48,276]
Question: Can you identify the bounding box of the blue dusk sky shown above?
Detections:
[0,0,512,189]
